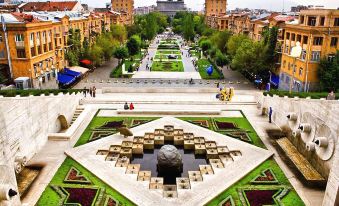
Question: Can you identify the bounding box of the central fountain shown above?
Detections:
[157,145,183,176]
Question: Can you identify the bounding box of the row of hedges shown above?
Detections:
[0,89,82,97]
[157,45,180,50]
[263,90,338,99]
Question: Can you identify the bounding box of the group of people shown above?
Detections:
[83,86,96,98]
[124,102,134,110]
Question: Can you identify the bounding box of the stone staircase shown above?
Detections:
[71,107,84,125]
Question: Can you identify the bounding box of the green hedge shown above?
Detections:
[0,89,82,97]
[263,90,338,99]
[208,58,225,79]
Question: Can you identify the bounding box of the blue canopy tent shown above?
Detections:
[57,74,76,86]
[63,68,81,78]
[270,74,280,87]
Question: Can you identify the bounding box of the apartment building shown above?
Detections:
[0,10,120,88]
[205,0,227,29]
[279,9,339,92]
[111,0,134,25]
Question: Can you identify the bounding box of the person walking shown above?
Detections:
[217,82,220,88]
[92,86,96,98]
[129,102,134,110]
[83,87,87,97]
[89,87,93,97]
[269,107,273,123]
[124,102,129,110]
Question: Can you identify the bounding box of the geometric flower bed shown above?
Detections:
[94,121,125,131]
[238,186,289,206]
[250,169,278,184]
[130,119,152,128]
[188,120,210,128]
[104,195,120,206]
[50,185,100,206]
[218,195,235,206]
[64,167,91,184]
[213,120,238,131]
[226,131,252,143]
[89,131,115,142]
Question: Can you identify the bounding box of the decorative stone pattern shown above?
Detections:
[238,186,289,206]
[95,125,243,198]
[218,196,235,206]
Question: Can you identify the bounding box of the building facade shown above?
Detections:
[279,9,339,92]
[0,10,121,89]
[205,0,227,28]
[156,0,186,17]
[111,0,134,24]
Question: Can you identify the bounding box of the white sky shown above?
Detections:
[80,0,338,12]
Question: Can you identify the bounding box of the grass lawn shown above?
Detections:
[38,114,304,206]
[154,55,182,60]
[110,60,140,78]
[197,59,223,79]
[156,50,181,55]
[151,61,184,72]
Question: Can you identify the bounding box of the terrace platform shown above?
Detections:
[132,71,202,79]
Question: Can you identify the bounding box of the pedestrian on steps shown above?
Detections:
[269,107,273,123]
[92,86,96,98]
[130,103,134,110]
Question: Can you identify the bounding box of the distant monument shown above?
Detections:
[156,0,187,17]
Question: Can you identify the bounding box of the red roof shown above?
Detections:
[273,15,296,22]
[11,12,41,23]
[20,1,78,12]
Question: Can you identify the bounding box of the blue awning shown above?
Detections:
[63,68,81,78]
[270,74,280,87]
[57,73,76,85]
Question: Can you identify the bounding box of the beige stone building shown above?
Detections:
[111,0,134,25]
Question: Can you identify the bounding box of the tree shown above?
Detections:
[65,50,79,66]
[215,51,229,67]
[200,40,212,52]
[318,51,339,91]
[227,35,250,56]
[182,14,195,41]
[113,46,129,63]
[110,25,127,43]
[264,27,279,69]
[210,30,232,53]
[231,40,267,73]
[126,35,141,56]
[88,45,104,66]
[96,34,118,61]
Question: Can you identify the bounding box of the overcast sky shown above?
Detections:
[80,0,338,11]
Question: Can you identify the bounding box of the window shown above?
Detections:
[288,62,291,70]
[30,33,34,41]
[284,45,289,54]
[286,32,290,40]
[291,33,295,41]
[334,18,339,26]
[16,49,26,58]
[297,34,301,42]
[299,67,303,76]
[31,47,36,57]
[330,37,338,47]
[320,17,325,26]
[311,51,321,62]
[283,60,286,68]
[303,36,308,44]
[0,34,2,42]
[301,50,306,60]
[300,15,305,24]
[0,50,5,58]
[313,37,323,45]
[15,34,24,42]
[308,16,316,26]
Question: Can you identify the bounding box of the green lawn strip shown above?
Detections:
[156,50,181,55]
[197,59,222,79]
[151,61,184,72]
[205,158,305,206]
[74,116,159,147]
[36,158,136,206]
[110,60,139,78]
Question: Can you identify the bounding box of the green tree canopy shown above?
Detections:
[227,34,250,56]
[127,35,141,56]
[110,25,127,43]
[318,51,339,91]
[200,40,212,52]
[113,46,129,63]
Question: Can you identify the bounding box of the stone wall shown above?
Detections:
[0,93,81,165]
[258,94,339,179]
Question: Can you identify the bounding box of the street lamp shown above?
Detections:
[289,41,302,94]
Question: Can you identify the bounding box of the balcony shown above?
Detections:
[15,41,25,48]
[54,33,61,38]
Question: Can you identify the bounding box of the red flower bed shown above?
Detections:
[189,120,209,128]
[106,197,118,206]
[255,170,275,181]
[215,121,237,130]
[64,187,98,206]
[131,119,150,127]
[222,199,232,206]
[244,190,278,206]
[67,168,87,181]
[98,121,124,129]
